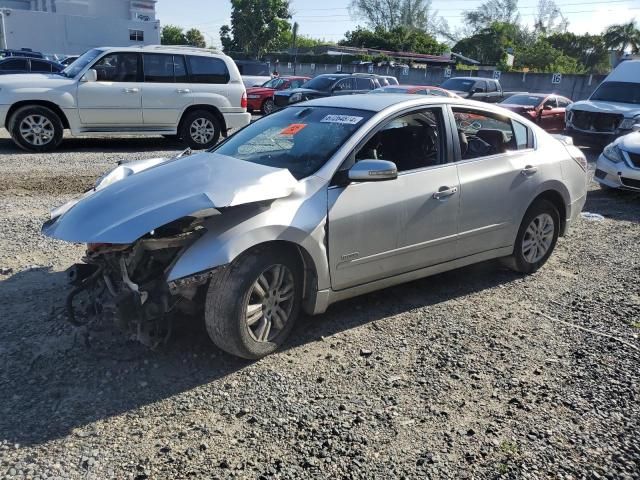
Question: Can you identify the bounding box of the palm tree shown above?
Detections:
[603,21,640,54]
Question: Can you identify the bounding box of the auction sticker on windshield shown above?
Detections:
[280,124,307,135]
[320,115,364,125]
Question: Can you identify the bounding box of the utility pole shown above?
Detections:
[292,21,298,75]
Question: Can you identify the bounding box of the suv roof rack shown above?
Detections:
[137,45,220,54]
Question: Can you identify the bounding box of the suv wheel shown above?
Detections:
[262,98,275,115]
[9,105,63,152]
[180,110,221,149]
[506,199,560,274]
[205,247,302,359]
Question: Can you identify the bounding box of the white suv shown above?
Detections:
[0,45,250,151]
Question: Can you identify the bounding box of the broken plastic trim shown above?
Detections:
[167,266,226,295]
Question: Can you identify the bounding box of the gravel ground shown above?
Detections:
[0,131,639,480]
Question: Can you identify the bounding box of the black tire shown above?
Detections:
[179,110,221,150]
[506,199,560,274]
[261,98,275,115]
[205,247,303,359]
[9,105,64,152]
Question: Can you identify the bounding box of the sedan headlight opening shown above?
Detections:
[603,143,625,164]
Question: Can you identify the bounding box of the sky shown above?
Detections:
[156,0,639,49]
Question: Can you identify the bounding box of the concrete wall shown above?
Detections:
[271,63,606,101]
[0,8,161,55]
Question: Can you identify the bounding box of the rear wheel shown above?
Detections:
[505,199,560,274]
[205,247,302,359]
[179,110,221,149]
[9,105,64,152]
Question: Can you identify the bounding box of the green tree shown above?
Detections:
[463,0,520,32]
[349,0,444,35]
[340,26,447,55]
[515,39,583,73]
[452,22,530,65]
[546,32,609,73]
[161,24,187,45]
[185,28,206,48]
[603,21,640,54]
[533,0,568,35]
[219,0,291,58]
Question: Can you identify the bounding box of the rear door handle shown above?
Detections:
[122,87,140,94]
[433,186,458,200]
[176,88,191,94]
[521,165,538,176]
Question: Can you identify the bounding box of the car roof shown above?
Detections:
[98,45,229,59]
[299,93,497,112]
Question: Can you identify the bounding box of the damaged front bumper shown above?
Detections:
[65,229,222,347]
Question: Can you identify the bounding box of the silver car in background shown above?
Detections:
[42,95,588,359]
[594,127,640,191]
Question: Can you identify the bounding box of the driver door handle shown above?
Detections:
[433,186,458,200]
[176,88,191,94]
[122,87,140,94]
[521,165,538,176]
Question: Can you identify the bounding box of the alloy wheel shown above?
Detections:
[245,264,295,343]
[189,118,216,145]
[522,213,555,263]
[263,99,275,114]
[19,115,55,146]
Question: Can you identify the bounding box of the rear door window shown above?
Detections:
[474,81,487,92]
[355,77,374,90]
[187,56,230,84]
[31,60,53,72]
[487,81,497,92]
[143,53,174,82]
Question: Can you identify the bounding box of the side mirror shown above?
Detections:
[80,69,97,82]
[348,160,397,182]
[632,123,640,132]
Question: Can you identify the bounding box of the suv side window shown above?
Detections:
[0,58,27,70]
[173,55,188,82]
[487,81,497,92]
[355,77,373,90]
[474,80,487,93]
[453,108,526,160]
[93,53,140,82]
[143,53,174,82]
[557,97,571,108]
[31,59,52,72]
[334,78,355,91]
[187,55,230,84]
[355,108,445,171]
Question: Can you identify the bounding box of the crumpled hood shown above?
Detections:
[570,99,640,117]
[616,131,640,152]
[42,152,299,244]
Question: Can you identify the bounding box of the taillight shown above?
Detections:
[567,146,587,171]
[241,91,247,109]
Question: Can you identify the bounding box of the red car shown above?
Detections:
[499,93,573,132]
[246,76,311,114]
[370,85,461,97]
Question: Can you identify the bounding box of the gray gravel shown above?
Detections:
[0,131,639,479]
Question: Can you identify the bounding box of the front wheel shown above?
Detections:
[9,105,64,152]
[179,110,221,149]
[261,98,275,115]
[205,248,302,359]
[505,199,560,274]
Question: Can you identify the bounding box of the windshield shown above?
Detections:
[262,78,286,88]
[440,78,475,91]
[236,62,270,76]
[590,81,640,105]
[212,106,373,180]
[502,95,542,106]
[60,48,103,78]
[302,76,339,91]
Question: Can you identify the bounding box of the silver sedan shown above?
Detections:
[595,127,640,191]
[42,95,588,359]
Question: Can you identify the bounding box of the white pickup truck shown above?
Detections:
[0,45,251,151]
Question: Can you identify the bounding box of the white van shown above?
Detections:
[0,45,250,152]
[565,60,640,145]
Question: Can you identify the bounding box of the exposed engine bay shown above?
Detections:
[66,218,214,348]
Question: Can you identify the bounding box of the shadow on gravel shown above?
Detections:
[0,136,187,155]
[584,187,640,223]
[0,258,522,447]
